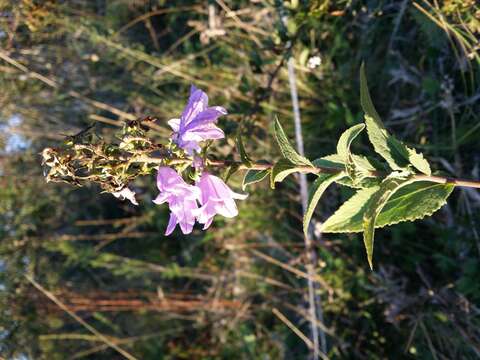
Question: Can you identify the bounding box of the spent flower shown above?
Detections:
[112,187,138,206]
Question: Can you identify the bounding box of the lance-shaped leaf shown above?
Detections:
[336,123,365,162]
[303,172,345,237]
[363,177,413,269]
[243,169,269,190]
[313,154,346,171]
[274,117,313,166]
[313,154,379,189]
[322,181,454,233]
[360,63,431,175]
[336,123,377,184]
[236,130,252,167]
[270,159,313,188]
[224,163,240,183]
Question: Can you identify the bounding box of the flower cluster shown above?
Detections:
[117,86,247,235]
[156,86,247,234]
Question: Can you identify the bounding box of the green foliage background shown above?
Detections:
[0,0,479,358]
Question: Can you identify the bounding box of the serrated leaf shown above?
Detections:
[337,123,369,183]
[242,169,269,190]
[360,63,431,175]
[407,148,431,176]
[312,154,345,171]
[336,123,365,161]
[314,153,377,174]
[363,177,411,269]
[313,154,378,189]
[336,176,382,189]
[303,172,345,237]
[236,131,252,167]
[322,181,454,233]
[274,117,313,166]
[270,159,313,189]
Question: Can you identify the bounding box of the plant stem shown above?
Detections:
[413,174,480,189]
[132,156,480,189]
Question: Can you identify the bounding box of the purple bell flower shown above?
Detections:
[168,85,227,154]
[194,172,247,229]
[153,167,200,235]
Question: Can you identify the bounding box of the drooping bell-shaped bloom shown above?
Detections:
[153,167,200,235]
[168,85,227,154]
[195,172,247,229]
[112,187,138,205]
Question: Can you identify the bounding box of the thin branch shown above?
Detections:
[272,307,315,350]
[25,275,139,360]
[133,156,480,189]
[0,49,136,121]
[248,249,333,294]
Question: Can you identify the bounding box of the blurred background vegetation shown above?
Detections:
[0,0,479,359]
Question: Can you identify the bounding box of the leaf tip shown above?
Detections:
[367,257,374,271]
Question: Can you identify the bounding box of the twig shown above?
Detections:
[25,275,138,360]
[272,307,314,350]
[0,49,136,121]
[249,249,333,294]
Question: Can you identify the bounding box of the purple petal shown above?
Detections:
[184,106,227,131]
[230,190,248,200]
[181,86,208,127]
[153,191,172,205]
[194,203,216,225]
[202,217,214,230]
[177,199,197,234]
[214,199,238,218]
[181,126,224,142]
[198,173,231,202]
[165,213,178,236]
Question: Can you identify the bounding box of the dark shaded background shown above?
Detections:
[0,0,479,358]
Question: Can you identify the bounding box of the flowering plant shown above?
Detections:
[42,65,480,269]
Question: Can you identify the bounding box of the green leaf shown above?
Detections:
[242,169,269,190]
[322,181,454,233]
[363,177,411,269]
[303,172,345,237]
[236,131,252,167]
[224,163,240,183]
[406,148,432,176]
[274,117,313,166]
[360,63,431,175]
[270,159,313,189]
[336,123,365,161]
[312,154,345,171]
[313,154,378,189]
[337,123,380,186]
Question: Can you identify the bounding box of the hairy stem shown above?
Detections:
[132,156,480,189]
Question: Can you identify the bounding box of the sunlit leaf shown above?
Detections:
[236,130,252,167]
[273,117,312,166]
[270,159,313,189]
[303,172,345,237]
[336,123,365,161]
[360,63,431,175]
[362,177,410,269]
[322,181,454,233]
[243,169,269,190]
